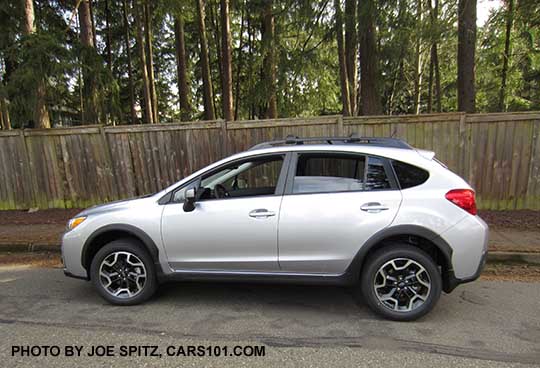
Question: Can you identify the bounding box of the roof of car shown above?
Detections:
[242,135,431,162]
[249,135,412,150]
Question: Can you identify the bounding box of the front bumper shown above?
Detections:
[61,230,90,280]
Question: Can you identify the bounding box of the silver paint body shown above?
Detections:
[62,144,488,281]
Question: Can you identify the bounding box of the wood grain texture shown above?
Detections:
[0,112,538,210]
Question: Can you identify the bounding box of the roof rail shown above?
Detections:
[249,133,412,150]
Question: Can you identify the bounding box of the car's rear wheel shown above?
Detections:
[90,239,157,305]
[360,244,442,321]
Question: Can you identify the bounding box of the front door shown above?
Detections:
[161,154,288,272]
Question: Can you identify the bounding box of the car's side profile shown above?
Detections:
[62,136,488,321]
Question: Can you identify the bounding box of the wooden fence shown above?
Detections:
[0,111,539,210]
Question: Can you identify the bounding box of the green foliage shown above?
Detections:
[0,0,538,128]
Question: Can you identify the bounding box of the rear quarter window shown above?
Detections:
[391,160,429,189]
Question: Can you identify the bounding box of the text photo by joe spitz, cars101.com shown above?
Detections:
[3,0,540,367]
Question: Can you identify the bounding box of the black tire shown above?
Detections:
[90,238,157,305]
[360,243,442,321]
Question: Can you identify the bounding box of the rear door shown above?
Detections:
[277,152,402,274]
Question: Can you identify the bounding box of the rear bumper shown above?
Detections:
[443,249,487,292]
[63,268,89,280]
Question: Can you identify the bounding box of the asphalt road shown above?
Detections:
[0,266,539,367]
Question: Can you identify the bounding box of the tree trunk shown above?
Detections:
[122,0,137,124]
[234,2,246,120]
[105,0,113,71]
[79,0,99,124]
[89,0,97,47]
[261,0,277,119]
[413,0,423,114]
[335,0,351,116]
[208,3,221,117]
[457,0,476,113]
[344,0,357,115]
[433,42,441,112]
[428,0,442,112]
[23,0,51,128]
[144,0,158,123]
[220,0,234,121]
[134,0,153,124]
[0,81,10,130]
[247,11,255,119]
[358,0,382,115]
[174,15,192,121]
[196,0,216,120]
[23,0,35,34]
[498,0,513,111]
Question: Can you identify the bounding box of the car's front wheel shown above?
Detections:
[90,239,157,305]
[360,244,442,321]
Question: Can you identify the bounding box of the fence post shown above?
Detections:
[100,126,119,201]
[221,120,228,157]
[458,112,468,178]
[18,129,38,209]
[337,115,344,136]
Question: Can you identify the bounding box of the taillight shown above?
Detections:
[445,189,477,215]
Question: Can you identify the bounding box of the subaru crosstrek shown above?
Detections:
[62,135,488,321]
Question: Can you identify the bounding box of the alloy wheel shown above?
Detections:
[373,258,431,312]
[99,251,147,299]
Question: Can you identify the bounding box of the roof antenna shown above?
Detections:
[285,135,299,145]
[347,132,361,143]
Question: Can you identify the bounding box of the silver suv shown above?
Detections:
[62,136,488,321]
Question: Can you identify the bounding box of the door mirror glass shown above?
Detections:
[185,188,196,200]
[183,188,197,212]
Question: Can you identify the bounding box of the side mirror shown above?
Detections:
[183,188,196,212]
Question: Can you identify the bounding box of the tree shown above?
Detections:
[79,0,100,124]
[412,0,423,114]
[498,0,514,111]
[174,13,192,121]
[427,0,442,113]
[358,0,382,115]
[196,0,216,120]
[122,0,137,123]
[143,0,158,123]
[220,0,233,121]
[344,0,357,115]
[261,0,277,118]
[457,0,476,112]
[23,0,50,128]
[133,0,154,124]
[335,0,351,116]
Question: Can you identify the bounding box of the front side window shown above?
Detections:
[187,155,284,201]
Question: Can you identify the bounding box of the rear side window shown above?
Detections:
[366,157,391,190]
[391,160,429,189]
[293,154,391,194]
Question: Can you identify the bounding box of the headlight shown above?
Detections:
[67,216,87,231]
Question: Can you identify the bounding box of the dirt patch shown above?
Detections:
[478,210,540,231]
[0,209,82,226]
[481,262,540,282]
[0,253,62,268]
[0,224,65,244]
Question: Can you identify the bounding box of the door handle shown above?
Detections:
[360,202,389,213]
[249,209,276,218]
